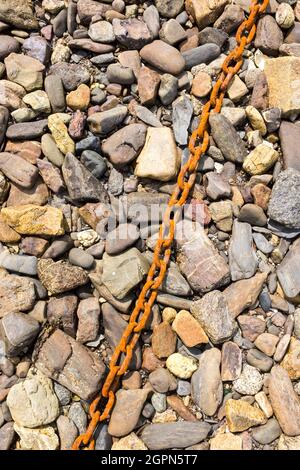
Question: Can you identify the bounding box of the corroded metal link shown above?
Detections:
[72,0,269,450]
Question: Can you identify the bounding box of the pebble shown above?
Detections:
[111,432,147,450]
[0,311,40,356]
[141,421,210,450]
[135,127,179,181]
[37,258,88,295]
[233,364,263,395]
[5,53,44,92]
[225,399,266,432]
[172,310,208,347]
[87,105,128,135]
[62,152,107,202]
[209,114,247,163]
[108,388,149,437]
[269,365,300,436]
[229,220,258,281]
[221,341,242,381]
[113,18,151,50]
[149,368,177,394]
[159,74,178,105]
[1,204,65,236]
[172,95,193,145]
[166,352,197,379]
[57,415,78,450]
[191,290,235,344]
[140,40,185,75]
[69,248,94,270]
[182,44,221,69]
[268,169,300,229]
[102,123,146,167]
[151,322,177,359]
[247,349,273,373]
[7,370,59,428]
[191,348,222,416]
[252,418,281,444]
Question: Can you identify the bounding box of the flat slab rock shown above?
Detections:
[141,421,211,450]
[277,241,300,298]
[35,329,106,401]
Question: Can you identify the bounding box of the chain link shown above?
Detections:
[72,0,269,450]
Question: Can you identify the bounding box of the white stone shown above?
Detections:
[7,370,59,428]
[233,364,263,395]
[88,21,115,43]
[166,352,198,379]
[135,127,180,182]
[23,90,51,114]
[14,424,59,450]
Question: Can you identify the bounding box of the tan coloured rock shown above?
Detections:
[1,204,65,236]
[0,216,21,243]
[245,105,267,135]
[0,80,26,110]
[172,310,208,347]
[280,337,300,380]
[135,127,180,181]
[223,273,267,318]
[209,200,233,232]
[225,399,266,432]
[210,432,243,450]
[66,84,90,111]
[112,433,148,450]
[186,0,229,29]
[4,53,44,92]
[108,389,150,437]
[269,365,300,436]
[243,144,278,175]
[254,332,279,357]
[48,114,75,155]
[264,57,300,117]
[152,321,177,359]
[192,71,212,98]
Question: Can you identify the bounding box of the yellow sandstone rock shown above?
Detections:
[225,399,266,432]
[48,114,75,155]
[112,433,148,450]
[281,337,300,380]
[243,143,278,175]
[245,105,267,136]
[186,0,229,29]
[1,204,65,236]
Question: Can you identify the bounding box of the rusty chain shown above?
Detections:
[72,0,269,450]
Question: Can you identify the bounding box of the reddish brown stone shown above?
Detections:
[152,322,177,359]
[138,66,160,106]
[37,159,65,193]
[237,314,266,342]
[68,110,86,140]
[20,236,49,256]
[5,140,41,164]
[250,72,268,110]
[142,347,165,372]
[167,395,197,421]
[221,341,242,381]
[251,183,271,210]
[7,178,49,207]
[47,294,78,338]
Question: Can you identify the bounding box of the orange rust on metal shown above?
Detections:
[72,0,269,450]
